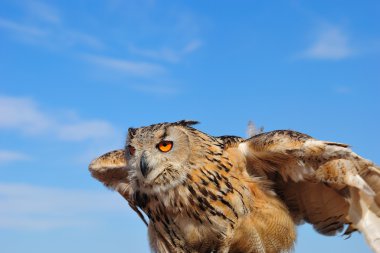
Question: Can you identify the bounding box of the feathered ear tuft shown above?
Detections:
[174,120,200,127]
[128,127,137,138]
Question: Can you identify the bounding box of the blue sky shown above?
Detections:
[0,0,379,252]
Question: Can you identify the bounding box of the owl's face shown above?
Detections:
[126,121,198,192]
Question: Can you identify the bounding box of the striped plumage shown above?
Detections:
[89,120,380,253]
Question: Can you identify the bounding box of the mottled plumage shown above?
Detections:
[89,120,380,253]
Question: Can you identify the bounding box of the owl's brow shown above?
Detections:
[157,127,168,140]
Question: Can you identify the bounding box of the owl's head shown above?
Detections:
[125,120,210,192]
[89,120,223,194]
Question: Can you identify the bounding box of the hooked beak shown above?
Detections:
[140,152,152,178]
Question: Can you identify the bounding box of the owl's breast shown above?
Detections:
[138,166,256,250]
[132,147,272,252]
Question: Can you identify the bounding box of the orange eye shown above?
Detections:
[157,141,173,152]
[128,145,136,156]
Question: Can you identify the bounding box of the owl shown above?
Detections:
[89,120,380,253]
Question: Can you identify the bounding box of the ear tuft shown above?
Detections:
[128,127,137,138]
[174,120,199,127]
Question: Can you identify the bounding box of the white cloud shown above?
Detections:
[0,17,47,37]
[25,1,61,24]
[0,150,29,164]
[0,96,52,134]
[61,30,104,49]
[301,26,353,60]
[183,39,202,54]
[57,120,116,141]
[83,54,165,76]
[0,183,128,230]
[0,95,117,142]
[0,0,104,51]
[334,86,352,94]
[129,46,181,63]
[129,39,202,63]
[0,16,104,50]
[131,84,179,95]
[130,84,179,95]
[0,2,198,95]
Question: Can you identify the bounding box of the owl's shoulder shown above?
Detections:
[217,135,244,149]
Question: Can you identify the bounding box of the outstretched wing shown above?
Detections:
[88,149,148,226]
[238,130,380,253]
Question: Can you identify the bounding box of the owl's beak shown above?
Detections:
[140,152,151,178]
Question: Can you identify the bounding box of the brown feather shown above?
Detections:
[240,129,380,252]
[88,149,148,226]
[88,123,380,253]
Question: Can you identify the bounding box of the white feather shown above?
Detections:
[346,174,376,196]
[238,142,250,156]
[348,188,380,253]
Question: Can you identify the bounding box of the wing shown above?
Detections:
[238,130,380,253]
[88,149,148,226]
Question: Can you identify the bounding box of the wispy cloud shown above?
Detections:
[0,183,127,230]
[0,150,29,164]
[0,16,104,50]
[0,95,117,142]
[0,18,47,37]
[0,96,52,134]
[130,84,179,95]
[334,86,352,95]
[129,39,202,63]
[0,1,202,95]
[300,26,353,60]
[62,30,104,49]
[25,1,61,24]
[83,54,166,76]
[57,120,117,141]
[0,0,104,50]
[183,39,203,54]
[128,46,181,63]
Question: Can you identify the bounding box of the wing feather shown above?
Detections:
[88,149,129,190]
[239,130,380,253]
[88,149,148,226]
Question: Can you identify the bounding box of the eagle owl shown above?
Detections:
[89,120,380,253]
